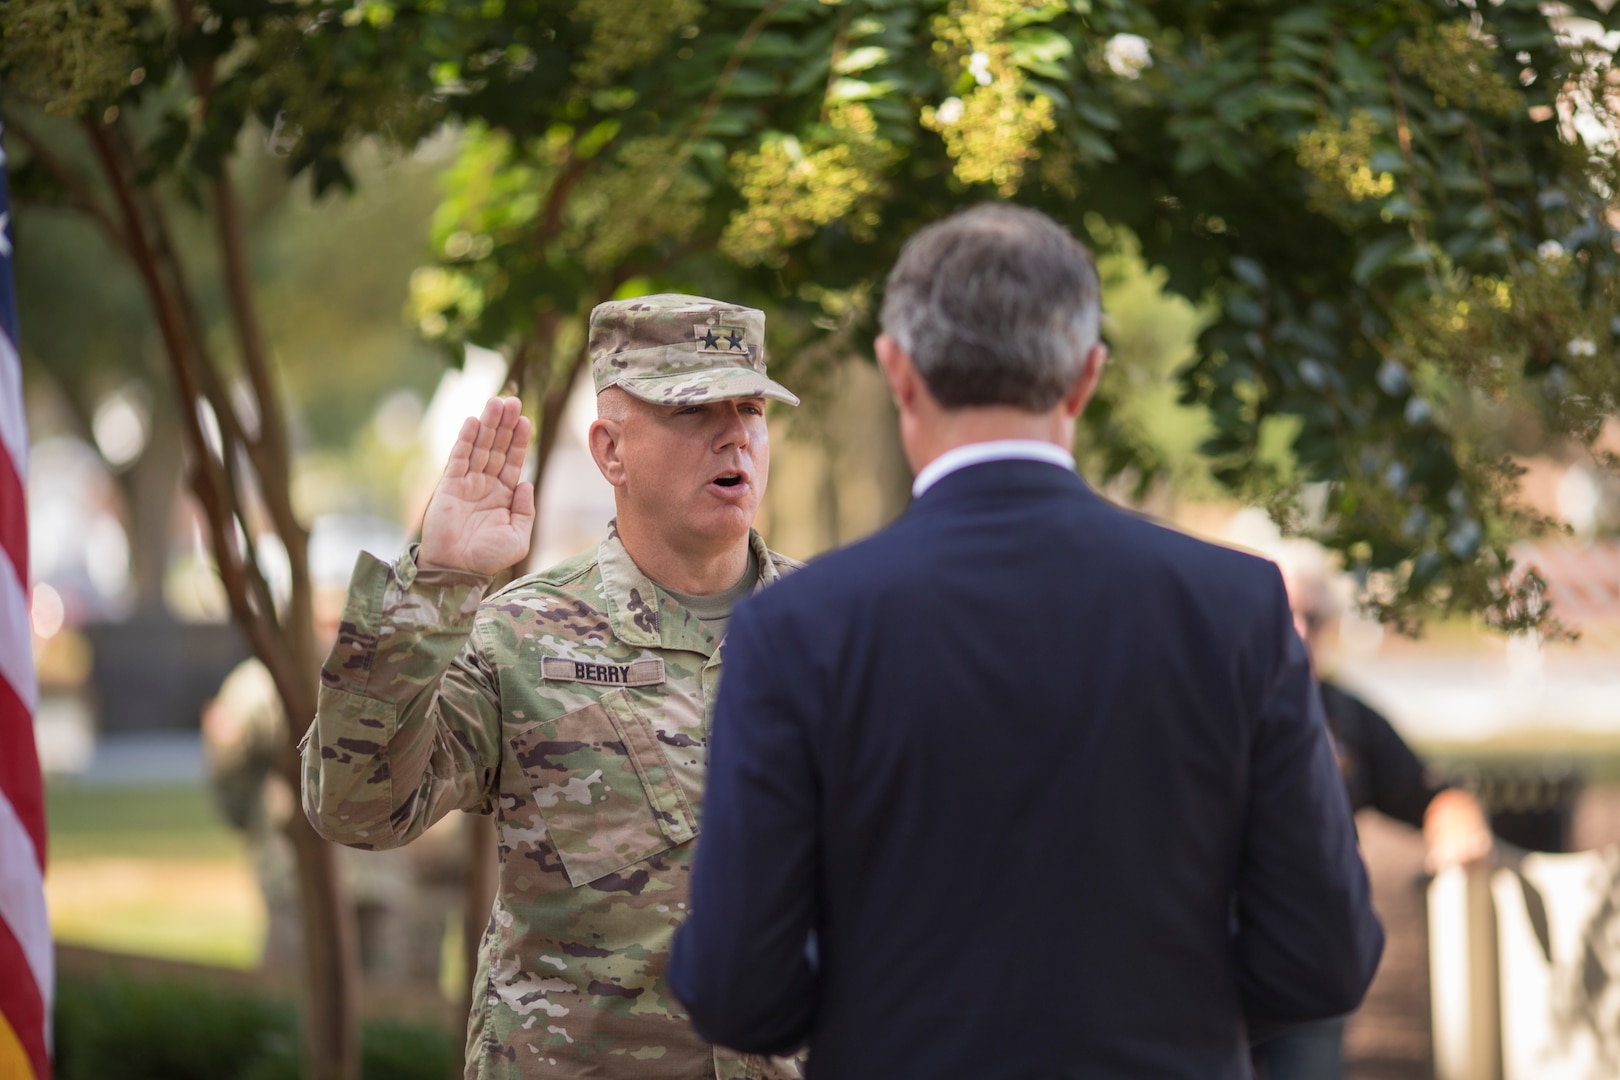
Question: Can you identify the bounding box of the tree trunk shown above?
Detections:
[523,349,588,560]
[83,115,362,1080]
[123,398,183,616]
[287,811,361,1080]
[212,159,357,1080]
[458,811,498,1030]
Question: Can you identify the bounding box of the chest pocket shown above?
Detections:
[510,687,699,887]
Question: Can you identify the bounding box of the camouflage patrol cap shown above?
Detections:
[589,293,800,408]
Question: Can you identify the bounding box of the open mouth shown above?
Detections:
[712,472,745,488]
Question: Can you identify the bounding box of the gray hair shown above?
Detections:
[879,204,1102,411]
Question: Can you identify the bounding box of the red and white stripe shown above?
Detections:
[0,264,51,1079]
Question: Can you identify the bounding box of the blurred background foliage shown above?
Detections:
[6,0,1620,636]
[13,135,451,532]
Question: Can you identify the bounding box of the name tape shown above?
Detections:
[541,657,666,687]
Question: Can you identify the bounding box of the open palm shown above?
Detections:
[418,396,536,576]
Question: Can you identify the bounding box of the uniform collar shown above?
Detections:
[597,521,779,655]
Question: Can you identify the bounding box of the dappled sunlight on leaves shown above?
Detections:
[921,0,1060,195]
[723,103,898,265]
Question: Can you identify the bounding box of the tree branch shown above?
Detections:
[213,170,282,451]
[7,116,132,256]
[109,122,289,640]
[1384,62,1438,288]
[174,0,312,681]
[211,165,317,695]
[85,118,301,704]
[694,0,790,137]
[504,326,535,400]
[1311,26,1344,117]
[537,148,595,245]
[821,12,854,125]
[1464,115,1514,266]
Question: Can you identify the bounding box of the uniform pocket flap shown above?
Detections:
[511,690,697,888]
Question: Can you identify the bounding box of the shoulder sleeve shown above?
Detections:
[300,547,502,849]
[1235,568,1384,1038]
[668,593,819,1054]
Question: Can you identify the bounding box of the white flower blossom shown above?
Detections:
[1567,337,1597,357]
[1104,34,1152,79]
[1537,239,1566,261]
[968,51,993,86]
[935,97,965,126]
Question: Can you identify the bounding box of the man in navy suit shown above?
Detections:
[668,204,1383,1079]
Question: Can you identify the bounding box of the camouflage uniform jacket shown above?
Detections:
[301,524,804,1079]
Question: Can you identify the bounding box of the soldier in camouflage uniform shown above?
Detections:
[301,294,805,1079]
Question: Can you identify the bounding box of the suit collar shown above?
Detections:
[911,439,1077,498]
[908,456,1094,509]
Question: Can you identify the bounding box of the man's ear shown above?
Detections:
[876,334,920,414]
[1062,342,1109,420]
[588,417,628,487]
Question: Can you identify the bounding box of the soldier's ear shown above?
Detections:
[589,416,628,487]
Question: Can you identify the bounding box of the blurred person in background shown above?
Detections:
[202,584,464,981]
[1250,549,1493,1080]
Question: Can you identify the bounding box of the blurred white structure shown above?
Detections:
[1431,849,1620,1080]
[419,344,510,471]
[27,437,131,624]
[1430,864,1502,1080]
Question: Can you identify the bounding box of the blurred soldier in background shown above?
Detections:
[202,586,465,982]
[1251,549,1494,1080]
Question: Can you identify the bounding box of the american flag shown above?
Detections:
[0,111,53,1080]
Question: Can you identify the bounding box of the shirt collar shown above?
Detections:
[911,439,1077,498]
[597,521,780,655]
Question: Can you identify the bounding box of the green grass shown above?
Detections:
[52,891,263,970]
[45,781,262,968]
[45,782,243,860]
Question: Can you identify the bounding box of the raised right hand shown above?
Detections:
[418,396,536,576]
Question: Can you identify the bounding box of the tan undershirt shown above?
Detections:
[659,549,759,638]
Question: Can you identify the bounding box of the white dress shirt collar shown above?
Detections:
[911,439,1077,498]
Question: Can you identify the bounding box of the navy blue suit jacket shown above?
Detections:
[669,459,1383,1079]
